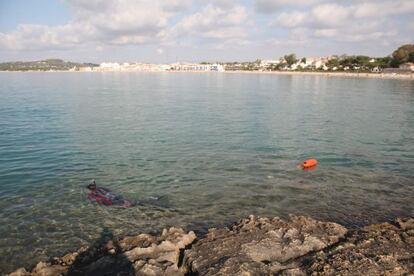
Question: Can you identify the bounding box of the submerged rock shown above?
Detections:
[8,216,414,275]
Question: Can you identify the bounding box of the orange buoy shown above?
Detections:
[302,159,318,169]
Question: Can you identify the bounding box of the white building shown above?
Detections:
[260,60,280,67]
[211,63,225,72]
[171,63,225,72]
[79,67,93,72]
[97,62,121,71]
[90,62,224,72]
[304,56,335,69]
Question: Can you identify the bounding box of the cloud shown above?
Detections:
[354,0,414,17]
[274,3,354,29]
[268,27,310,47]
[256,0,414,16]
[0,0,413,60]
[171,4,250,40]
[204,0,239,9]
[67,0,185,41]
[314,28,337,38]
[255,0,324,13]
[0,0,191,51]
[0,23,87,51]
[273,11,307,28]
[268,0,413,46]
[311,3,351,27]
[0,0,254,52]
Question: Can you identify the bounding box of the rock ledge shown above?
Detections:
[9,216,414,276]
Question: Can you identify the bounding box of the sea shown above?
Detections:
[0,72,413,273]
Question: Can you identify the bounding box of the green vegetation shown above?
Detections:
[0,59,98,71]
[326,44,414,71]
[222,44,413,73]
[284,54,297,66]
[325,55,391,72]
[391,44,414,67]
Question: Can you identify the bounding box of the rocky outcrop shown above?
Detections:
[9,216,414,276]
[308,217,414,275]
[9,227,196,276]
[184,215,347,275]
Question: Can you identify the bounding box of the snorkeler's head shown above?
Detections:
[87,180,96,190]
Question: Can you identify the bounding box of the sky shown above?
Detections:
[0,0,413,63]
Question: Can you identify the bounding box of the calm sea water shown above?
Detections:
[0,72,413,273]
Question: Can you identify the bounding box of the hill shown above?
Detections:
[0,59,98,71]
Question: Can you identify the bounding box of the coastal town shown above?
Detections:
[81,57,414,74]
[1,44,414,74]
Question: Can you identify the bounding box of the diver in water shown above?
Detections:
[86,179,169,210]
[87,179,136,208]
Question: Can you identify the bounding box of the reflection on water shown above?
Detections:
[0,72,413,273]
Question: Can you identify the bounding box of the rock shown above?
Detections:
[138,263,164,276]
[155,251,178,264]
[308,218,414,275]
[124,245,158,262]
[119,234,156,251]
[281,268,307,276]
[83,256,117,274]
[396,217,414,231]
[30,262,67,276]
[9,227,196,276]
[164,264,184,276]
[9,268,29,276]
[8,216,414,275]
[128,228,196,276]
[132,260,146,271]
[184,215,347,275]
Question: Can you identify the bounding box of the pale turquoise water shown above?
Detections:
[0,72,413,273]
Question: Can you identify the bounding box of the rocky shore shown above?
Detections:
[9,215,414,275]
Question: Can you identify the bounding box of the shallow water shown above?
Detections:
[0,72,413,273]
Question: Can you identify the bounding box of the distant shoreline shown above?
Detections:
[1,70,413,80]
[224,70,414,80]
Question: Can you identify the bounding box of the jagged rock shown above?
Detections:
[396,217,414,231]
[24,262,67,276]
[119,234,156,251]
[9,216,414,276]
[138,263,164,276]
[59,252,80,266]
[128,228,196,276]
[308,218,414,275]
[9,268,29,276]
[184,215,347,275]
[9,227,196,276]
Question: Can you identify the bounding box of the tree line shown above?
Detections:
[213,44,414,72]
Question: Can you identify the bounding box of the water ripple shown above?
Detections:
[0,72,413,273]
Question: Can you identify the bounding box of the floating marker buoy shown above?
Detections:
[302,159,318,169]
